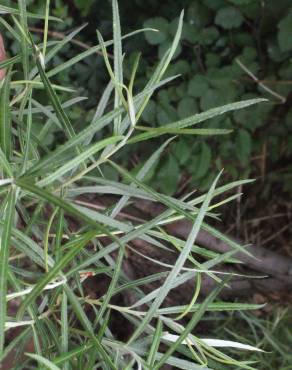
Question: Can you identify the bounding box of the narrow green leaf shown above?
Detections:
[61,290,69,370]
[154,279,229,369]
[26,353,61,370]
[21,90,33,174]
[97,84,115,118]
[64,285,116,370]
[18,0,29,81]
[129,53,141,94]
[166,99,267,130]
[16,180,91,226]
[32,43,76,140]
[129,127,232,144]
[156,302,265,316]
[0,67,12,159]
[111,137,174,218]
[43,207,58,272]
[15,179,121,253]
[96,30,127,110]
[0,147,13,177]
[0,55,20,70]
[22,104,125,178]
[94,244,125,326]
[147,318,163,368]
[29,24,87,80]
[0,4,61,21]
[54,207,64,262]
[0,326,30,364]
[46,28,155,80]
[126,10,184,132]
[108,160,196,223]
[0,17,21,43]
[17,229,97,319]
[0,186,16,355]
[130,99,266,144]
[23,76,178,178]
[42,0,50,58]
[112,0,123,134]
[127,171,222,344]
[37,135,123,187]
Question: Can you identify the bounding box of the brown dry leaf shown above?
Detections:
[0,31,7,80]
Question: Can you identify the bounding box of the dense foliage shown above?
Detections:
[0,1,291,369]
[2,0,291,194]
[0,1,278,369]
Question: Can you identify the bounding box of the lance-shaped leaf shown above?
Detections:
[0,67,12,159]
[0,186,16,355]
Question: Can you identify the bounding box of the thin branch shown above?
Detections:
[236,58,286,103]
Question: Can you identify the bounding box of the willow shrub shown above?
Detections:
[0,1,267,369]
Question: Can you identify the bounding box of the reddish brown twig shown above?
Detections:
[134,200,292,283]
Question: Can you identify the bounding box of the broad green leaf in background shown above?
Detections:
[187,75,209,98]
[186,2,212,28]
[215,6,244,29]
[177,97,198,119]
[278,8,292,52]
[198,26,219,46]
[157,154,180,195]
[172,138,192,165]
[143,17,169,45]
[192,142,212,180]
[236,128,252,164]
